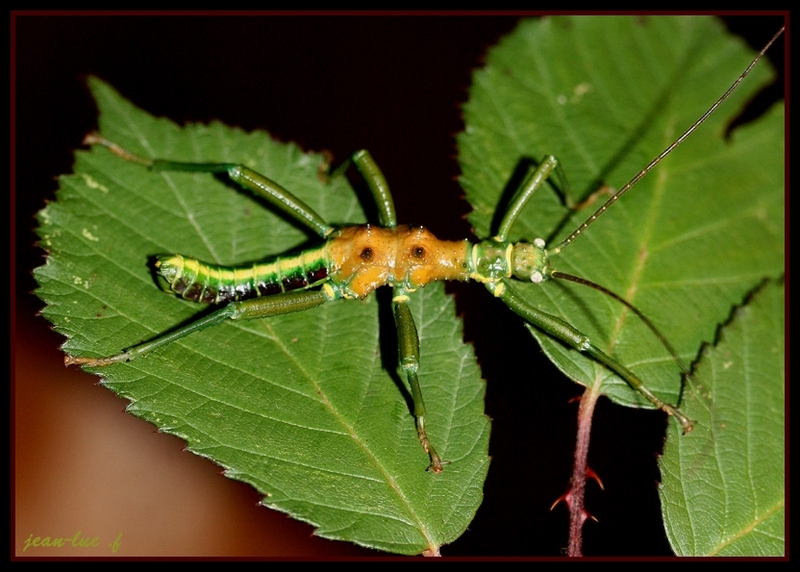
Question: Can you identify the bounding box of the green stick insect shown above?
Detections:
[36,19,781,554]
[64,24,782,474]
[69,131,697,470]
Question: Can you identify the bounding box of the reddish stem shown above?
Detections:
[567,386,600,556]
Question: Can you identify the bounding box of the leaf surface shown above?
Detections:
[458,16,784,413]
[458,15,785,557]
[659,279,785,556]
[34,78,490,555]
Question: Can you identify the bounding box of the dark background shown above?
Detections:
[13,14,785,557]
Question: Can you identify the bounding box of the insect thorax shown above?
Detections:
[326,224,472,299]
[470,239,550,285]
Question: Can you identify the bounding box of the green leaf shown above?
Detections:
[34,77,490,555]
[458,16,784,413]
[659,279,785,556]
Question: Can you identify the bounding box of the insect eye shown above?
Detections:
[360,247,374,261]
[411,246,425,259]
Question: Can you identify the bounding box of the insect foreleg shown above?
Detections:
[495,155,570,242]
[487,280,693,433]
[65,289,331,367]
[393,294,446,473]
[84,133,334,238]
[550,270,691,377]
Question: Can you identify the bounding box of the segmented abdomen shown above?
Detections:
[156,243,329,304]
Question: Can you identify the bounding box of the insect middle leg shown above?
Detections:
[392,292,446,473]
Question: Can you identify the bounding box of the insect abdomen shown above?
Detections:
[156,244,330,304]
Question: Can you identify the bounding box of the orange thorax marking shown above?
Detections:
[328,225,471,298]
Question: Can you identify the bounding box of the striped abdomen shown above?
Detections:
[156,243,329,304]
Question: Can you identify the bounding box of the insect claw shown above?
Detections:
[83,131,154,167]
[81,131,103,146]
[64,352,130,367]
[65,355,95,366]
[666,405,695,434]
[64,354,100,367]
[421,438,449,473]
[426,457,450,474]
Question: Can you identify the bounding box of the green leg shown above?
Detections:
[551,270,691,377]
[327,149,397,228]
[495,155,570,242]
[393,295,447,473]
[337,149,441,466]
[488,280,693,433]
[346,151,447,467]
[66,290,331,367]
[351,150,397,228]
[84,133,334,239]
[334,150,442,467]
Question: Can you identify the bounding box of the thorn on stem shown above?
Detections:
[550,489,598,524]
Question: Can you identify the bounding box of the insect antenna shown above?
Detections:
[548,25,784,256]
[550,270,690,377]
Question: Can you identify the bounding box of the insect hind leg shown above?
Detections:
[65,289,332,367]
[83,132,334,238]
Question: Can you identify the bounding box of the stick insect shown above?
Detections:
[40,16,784,556]
[64,21,781,471]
